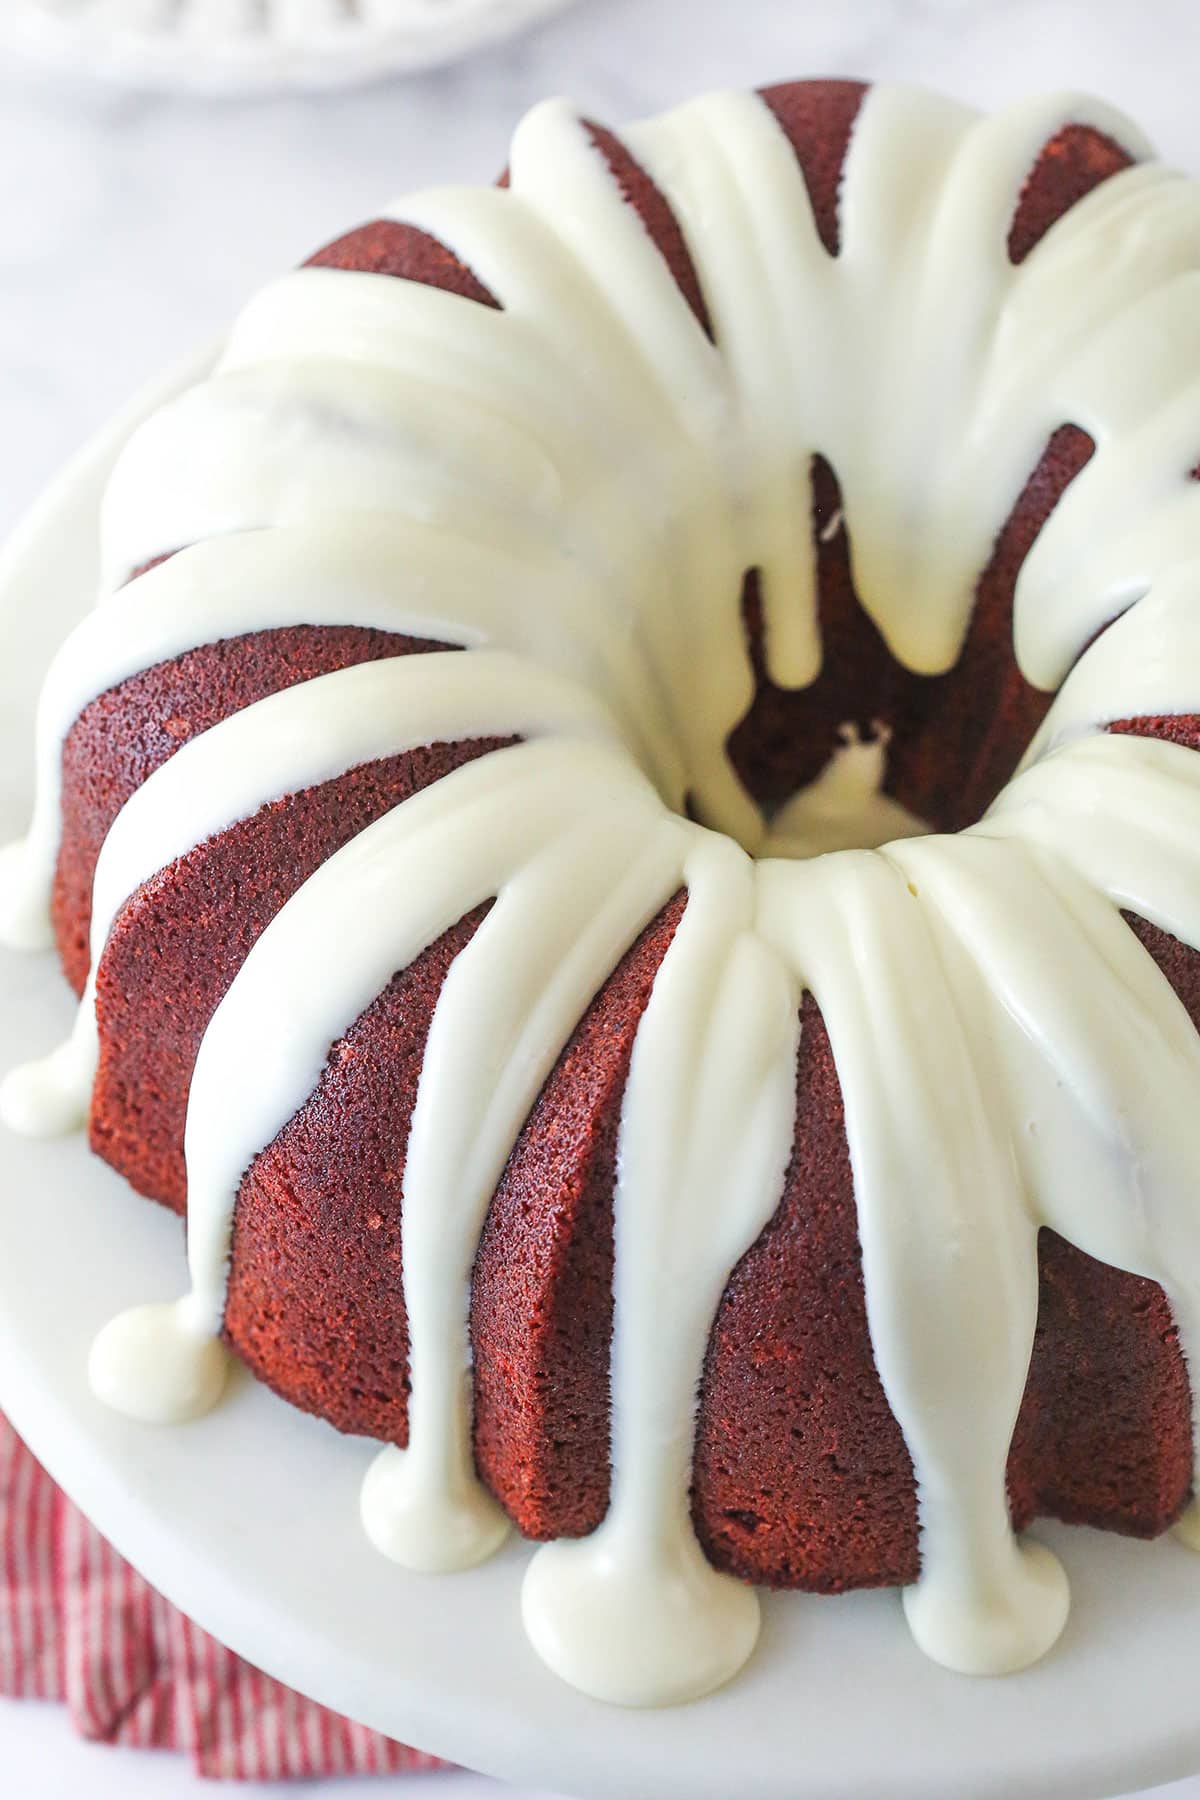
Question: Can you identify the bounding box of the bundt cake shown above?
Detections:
[5,76,1200,1707]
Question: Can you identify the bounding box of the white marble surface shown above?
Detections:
[2,0,1200,1792]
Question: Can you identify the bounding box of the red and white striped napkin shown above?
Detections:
[0,1412,445,1779]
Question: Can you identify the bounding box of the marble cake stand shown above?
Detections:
[2,367,1200,1800]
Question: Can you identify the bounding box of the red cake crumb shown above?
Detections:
[225,908,490,1442]
[54,624,449,994]
[308,220,501,309]
[471,895,687,1538]
[91,738,515,1212]
[585,123,714,338]
[760,80,867,257]
[1008,121,1137,264]
[695,993,920,1589]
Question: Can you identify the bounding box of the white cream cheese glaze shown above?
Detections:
[5,80,1200,1706]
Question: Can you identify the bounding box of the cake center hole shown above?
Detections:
[757,719,931,860]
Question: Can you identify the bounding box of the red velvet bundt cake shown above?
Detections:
[5,77,1200,1706]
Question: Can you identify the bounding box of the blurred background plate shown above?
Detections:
[2,0,581,95]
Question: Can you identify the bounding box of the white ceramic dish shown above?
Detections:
[4,0,579,96]
[4,370,1200,1800]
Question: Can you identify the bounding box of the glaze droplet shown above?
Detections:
[521,1524,762,1707]
[89,1299,231,1425]
[360,1443,510,1574]
[902,1537,1070,1676]
[0,1035,91,1137]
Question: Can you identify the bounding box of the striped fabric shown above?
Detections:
[0,1413,444,1778]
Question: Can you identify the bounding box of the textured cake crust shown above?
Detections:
[54,621,444,995]
[470,894,688,1537]
[91,738,514,1210]
[223,908,491,1442]
[61,80,1198,1593]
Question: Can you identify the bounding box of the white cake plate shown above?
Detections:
[4,0,579,97]
[4,367,1200,1800]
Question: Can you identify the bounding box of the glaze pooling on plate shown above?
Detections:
[6,82,1200,1707]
